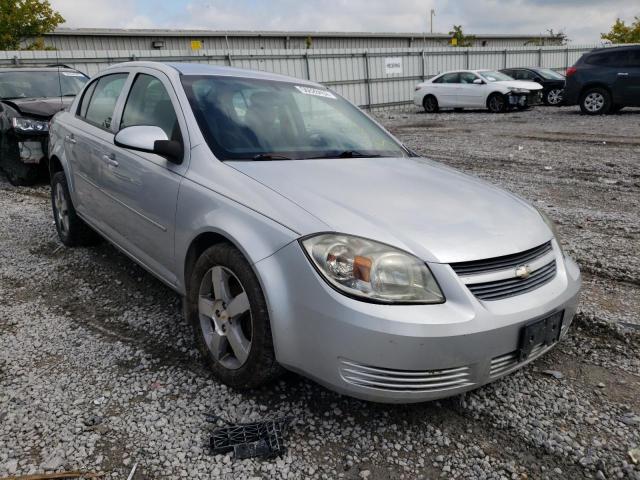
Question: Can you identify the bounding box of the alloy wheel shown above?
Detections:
[583,92,604,113]
[54,183,69,235]
[547,89,563,105]
[198,265,253,370]
[488,95,505,113]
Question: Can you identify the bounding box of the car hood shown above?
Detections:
[1,97,73,119]
[493,80,543,91]
[228,157,552,263]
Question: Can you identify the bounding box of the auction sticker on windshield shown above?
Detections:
[295,86,336,99]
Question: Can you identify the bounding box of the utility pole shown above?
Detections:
[430,9,435,34]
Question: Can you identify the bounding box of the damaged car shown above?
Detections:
[414,69,544,113]
[49,62,580,403]
[0,66,88,185]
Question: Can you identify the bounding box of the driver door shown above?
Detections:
[99,69,190,286]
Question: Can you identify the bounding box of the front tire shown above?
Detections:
[51,171,100,247]
[186,244,282,389]
[487,93,507,113]
[422,95,439,113]
[580,87,611,115]
[544,88,563,106]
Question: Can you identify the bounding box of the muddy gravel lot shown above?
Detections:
[1,106,639,480]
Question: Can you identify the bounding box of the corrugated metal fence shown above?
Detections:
[0,44,599,109]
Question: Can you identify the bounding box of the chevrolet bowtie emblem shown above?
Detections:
[515,264,532,279]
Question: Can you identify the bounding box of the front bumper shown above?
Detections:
[255,240,581,403]
[508,90,543,107]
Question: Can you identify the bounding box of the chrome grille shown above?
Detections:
[490,343,553,378]
[451,241,552,276]
[467,260,557,301]
[339,359,474,393]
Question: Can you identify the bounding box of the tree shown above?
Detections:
[526,29,569,46]
[0,0,65,51]
[601,16,640,44]
[448,25,475,47]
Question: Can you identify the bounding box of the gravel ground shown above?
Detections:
[1,106,639,480]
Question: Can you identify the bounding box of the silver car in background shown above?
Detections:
[48,62,581,403]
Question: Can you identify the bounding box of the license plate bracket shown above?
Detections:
[518,311,563,361]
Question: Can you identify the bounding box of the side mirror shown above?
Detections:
[114,125,183,164]
[534,77,543,83]
[473,78,484,85]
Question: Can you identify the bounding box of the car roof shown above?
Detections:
[0,66,82,72]
[103,61,322,87]
[589,44,640,54]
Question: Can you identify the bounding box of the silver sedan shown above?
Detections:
[48,62,581,403]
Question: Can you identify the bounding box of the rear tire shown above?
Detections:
[186,243,282,389]
[579,87,611,115]
[51,171,100,247]
[487,93,507,113]
[422,95,439,113]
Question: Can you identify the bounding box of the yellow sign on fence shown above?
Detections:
[191,40,202,50]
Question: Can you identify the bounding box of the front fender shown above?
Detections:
[174,177,299,295]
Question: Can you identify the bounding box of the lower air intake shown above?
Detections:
[339,358,475,393]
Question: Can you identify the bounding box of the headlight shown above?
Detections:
[300,233,444,304]
[536,208,565,256]
[508,87,530,94]
[11,117,49,133]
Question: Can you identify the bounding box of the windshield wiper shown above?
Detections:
[311,150,383,159]
[251,153,292,161]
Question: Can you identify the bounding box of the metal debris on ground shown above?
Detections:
[1,472,101,480]
[207,413,292,459]
[125,462,138,480]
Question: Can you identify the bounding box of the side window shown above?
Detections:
[435,72,460,84]
[587,51,628,67]
[120,73,180,141]
[459,72,479,84]
[83,73,127,130]
[628,49,640,67]
[78,80,98,118]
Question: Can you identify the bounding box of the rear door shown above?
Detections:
[98,68,189,285]
[65,73,128,226]
[431,72,460,107]
[621,49,640,106]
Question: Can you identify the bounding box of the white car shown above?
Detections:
[414,70,544,113]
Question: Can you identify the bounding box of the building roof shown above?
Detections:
[48,28,559,40]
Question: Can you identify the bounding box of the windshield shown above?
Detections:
[0,71,88,99]
[181,75,407,161]
[534,68,565,80]
[479,71,514,82]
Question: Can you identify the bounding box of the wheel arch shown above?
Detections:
[486,91,506,108]
[579,82,611,99]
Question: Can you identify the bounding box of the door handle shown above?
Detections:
[617,72,629,76]
[101,153,119,167]
[65,134,76,144]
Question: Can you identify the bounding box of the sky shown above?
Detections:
[48,0,638,44]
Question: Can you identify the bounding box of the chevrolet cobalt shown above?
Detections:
[48,62,581,403]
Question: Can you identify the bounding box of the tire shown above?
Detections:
[487,93,507,113]
[51,171,100,247]
[422,95,439,113]
[186,243,282,389]
[1,155,41,186]
[544,88,563,106]
[579,87,611,115]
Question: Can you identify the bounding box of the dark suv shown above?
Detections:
[564,45,640,115]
